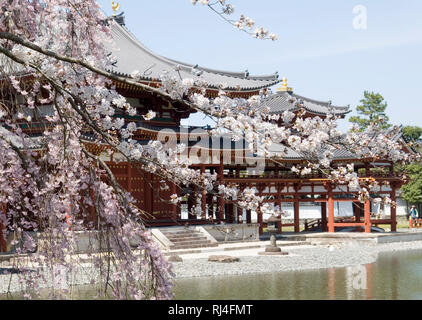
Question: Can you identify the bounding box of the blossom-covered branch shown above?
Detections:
[191,0,278,40]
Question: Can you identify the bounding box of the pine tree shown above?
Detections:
[349,91,391,131]
[401,126,422,210]
[402,126,422,144]
[402,163,422,205]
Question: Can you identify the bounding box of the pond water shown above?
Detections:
[173,250,422,300]
[1,249,421,300]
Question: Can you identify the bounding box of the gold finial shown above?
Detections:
[277,77,293,92]
[111,1,120,16]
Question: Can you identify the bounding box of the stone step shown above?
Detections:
[169,236,208,243]
[170,239,211,246]
[165,233,204,238]
[171,238,212,244]
[158,228,219,250]
[161,231,201,237]
[170,243,219,250]
[163,233,202,239]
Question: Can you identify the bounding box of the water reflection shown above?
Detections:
[1,250,421,300]
[174,250,422,300]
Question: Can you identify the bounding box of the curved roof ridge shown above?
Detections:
[110,21,180,72]
[106,21,280,90]
[260,91,351,116]
[291,92,349,110]
[163,56,278,81]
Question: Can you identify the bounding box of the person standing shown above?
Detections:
[410,206,419,218]
[409,205,419,228]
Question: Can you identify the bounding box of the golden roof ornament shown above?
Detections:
[277,77,293,92]
[111,1,120,16]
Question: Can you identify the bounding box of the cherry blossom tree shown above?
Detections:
[0,0,417,300]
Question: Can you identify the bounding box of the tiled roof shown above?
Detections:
[105,21,281,91]
[133,124,357,161]
[260,91,350,116]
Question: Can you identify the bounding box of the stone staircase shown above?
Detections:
[160,228,219,250]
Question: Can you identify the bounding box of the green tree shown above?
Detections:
[349,91,391,131]
[402,126,422,144]
[402,163,422,205]
[400,126,422,216]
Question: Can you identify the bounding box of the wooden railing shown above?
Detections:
[304,219,322,231]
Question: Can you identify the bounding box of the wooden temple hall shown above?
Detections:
[94,17,407,235]
[0,14,408,249]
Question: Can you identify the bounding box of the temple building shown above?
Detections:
[0,15,412,254]
[95,17,407,235]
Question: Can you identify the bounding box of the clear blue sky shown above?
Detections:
[97,0,422,131]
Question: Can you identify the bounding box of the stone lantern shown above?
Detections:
[260,215,287,255]
[266,215,281,252]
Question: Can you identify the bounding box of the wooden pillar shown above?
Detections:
[294,194,300,233]
[217,196,225,221]
[0,203,6,252]
[200,166,207,220]
[187,191,196,220]
[246,209,252,224]
[327,188,335,233]
[364,200,372,233]
[257,185,264,235]
[201,190,207,220]
[353,201,361,222]
[257,207,263,235]
[227,203,234,223]
[321,202,327,232]
[207,194,214,219]
[292,183,301,233]
[217,164,225,221]
[237,206,243,224]
[171,183,178,221]
[390,186,397,232]
[276,190,282,234]
[365,162,371,176]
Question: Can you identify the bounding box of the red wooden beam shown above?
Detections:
[293,192,300,233]
[280,223,295,227]
[246,210,252,224]
[321,202,327,232]
[370,219,392,224]
[333,223,365,227]
[390,187,397,232]
[327,188,335,233]
[364,200,372,233]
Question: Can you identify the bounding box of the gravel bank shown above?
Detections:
[171,240,422,279]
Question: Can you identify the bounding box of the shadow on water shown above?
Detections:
[173,250,422,300]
